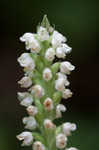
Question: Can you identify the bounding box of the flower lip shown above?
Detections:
[44,119,55,129]
[45,47,55,61]
[31,85,45,98]
[43,97,54,111]
[26,105,38,116]
[33,141,45,150]
[56,133,67,149]
[43,68,52,81]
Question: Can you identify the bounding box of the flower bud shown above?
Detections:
[27,105,38,116]
[17,131,33,146]
[33,141,45,150]
[56,133,67,149]
[43,97,54,111]
[60,61,75,75]
[43,68,52,81]
[44,119,55,129]
[37,26,49,41]
[18,76,32,88]
[62,89,72,99]
[45,48,55,61]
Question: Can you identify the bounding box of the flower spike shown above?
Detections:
[17,15,77,150]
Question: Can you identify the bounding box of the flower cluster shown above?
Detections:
[17,15,78,150]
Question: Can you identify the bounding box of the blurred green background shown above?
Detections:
[0,0,98,150]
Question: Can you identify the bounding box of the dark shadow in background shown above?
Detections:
[0,0,98,150]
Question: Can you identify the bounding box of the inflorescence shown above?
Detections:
[17,15,78,150]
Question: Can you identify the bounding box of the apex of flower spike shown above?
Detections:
[40,15,54,33]
[41,15,50,28]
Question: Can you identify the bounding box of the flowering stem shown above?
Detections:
[17,15,78,150]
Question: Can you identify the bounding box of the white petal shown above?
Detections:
[37,26,49,41]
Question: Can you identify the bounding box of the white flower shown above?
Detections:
[51,31,66,48]
[66,147,78,150]
[55,78,65,91]
[43,97,54,111]
[17,92,33,107]
[62,89,72,99]
[56,43,72,58]
[45,48,55,61]
[56,104,67,118]
[31,85,45,98]
[43,68,52,81]
[18,76,32,88]
[61,43,72,54]
[27,105,38,116]
[20,96,33,107]
[18,53,35,71]
[17,92,29,100]
[44,119,55,129]
[17,131,33,146]
[56,133,67,149]
[57,72,70,86]
[63,122,77,136]
[33,141,45,150]
[23,116,37,130]
[37,26,49,41]
[60,61,75,75]
[20,33,41,52]
[20,33,33,42]
[56,47,66,58]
